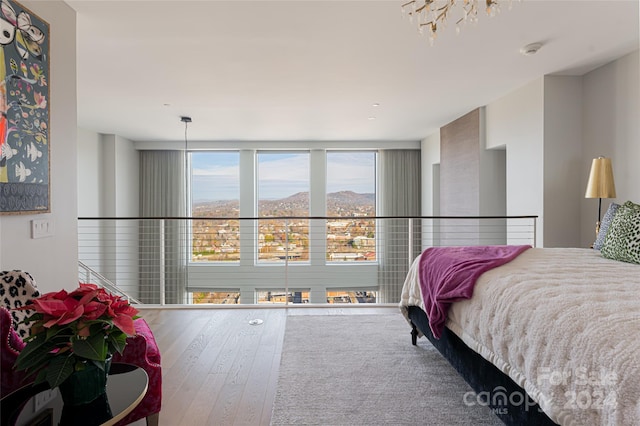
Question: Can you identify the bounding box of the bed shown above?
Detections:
[400,246,640,426]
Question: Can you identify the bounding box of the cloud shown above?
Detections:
[326,152,375,193]
[191,151,376,201]
[191,153,239,201]
[258,153,309,199]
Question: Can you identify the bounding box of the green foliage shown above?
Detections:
[13,284,138,389]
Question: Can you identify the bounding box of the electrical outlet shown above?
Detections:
[31,219,54,239]
[33,388,57,411]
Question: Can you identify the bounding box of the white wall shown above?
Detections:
[77,127,102,217]
[420,132,440,216]
[77,128,105,283]
[485,78,545,246]
[479,107,506,218]
[580,50,640,247]
[77,130,140,296]
[114,135,140,216]
[543,75,583,248]
[77,130,139,217]
[0,2,77,292]
[420,132,440,248]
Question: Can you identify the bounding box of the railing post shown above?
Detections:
[408,218,413,269]
[284,218,289,306]
[159,219,166,306]
[84,266,91,284]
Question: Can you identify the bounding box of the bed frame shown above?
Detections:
[406,306,558,426]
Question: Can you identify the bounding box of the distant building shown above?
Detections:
[353,236,375,247]
[329,253,364,261]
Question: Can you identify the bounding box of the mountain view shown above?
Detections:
[193,191,374,217]
[191,190,376,262]
[191,190,376,304]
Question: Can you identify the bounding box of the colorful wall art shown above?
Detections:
[0,0,49,214]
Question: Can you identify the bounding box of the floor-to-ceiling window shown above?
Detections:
[187,149,379,304]
[325,151,377,302]
[326,151,376,262]
[257,152,310,263]
[190,151,241,303]
[191,151,240,262]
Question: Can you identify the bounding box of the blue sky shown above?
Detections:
[191,152,240,202]
[191,151,375,202]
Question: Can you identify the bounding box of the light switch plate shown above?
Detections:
[31,219,54,239]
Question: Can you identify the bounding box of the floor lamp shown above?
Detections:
[585,157,616,236]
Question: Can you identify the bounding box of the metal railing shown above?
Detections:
[78,261,142,304]
[77,215,537,306]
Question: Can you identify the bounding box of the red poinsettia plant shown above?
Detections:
[14,283,139,388]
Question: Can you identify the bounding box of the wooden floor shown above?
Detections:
[139,306,397,426]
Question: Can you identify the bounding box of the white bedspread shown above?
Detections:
[400,247,640,426]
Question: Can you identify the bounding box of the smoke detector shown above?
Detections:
[520,42,543,56]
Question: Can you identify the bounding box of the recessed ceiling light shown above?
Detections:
[368,117,376,120]
[520,42,543,56]
[372,103,380,107]
[163,103,171,107]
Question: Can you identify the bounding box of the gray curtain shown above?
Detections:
[378,150,421,303]
[139,151,187,304]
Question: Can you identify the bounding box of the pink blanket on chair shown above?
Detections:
[419,245,530,339]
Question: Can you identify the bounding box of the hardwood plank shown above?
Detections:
[155,312,213,369]
[235,310,286,425]
[259,323,285,426]
[161,311,233,397]
[140,306,398,425]
[177,373,226,426]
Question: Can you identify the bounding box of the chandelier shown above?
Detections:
[401,0,512,44]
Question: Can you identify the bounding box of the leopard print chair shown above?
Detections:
[0,270,40,339]
[0,270,40,400]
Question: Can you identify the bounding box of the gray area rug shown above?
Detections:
[271,314,503,426]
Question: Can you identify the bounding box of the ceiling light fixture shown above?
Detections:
[180,116,192,150]
[401,0,516,45]
[519,42,543,56]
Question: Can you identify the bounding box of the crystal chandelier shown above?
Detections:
[401,0,512,44]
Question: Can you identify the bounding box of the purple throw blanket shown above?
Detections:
[419,245,530,339]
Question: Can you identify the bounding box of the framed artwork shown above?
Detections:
[0,0,50,215]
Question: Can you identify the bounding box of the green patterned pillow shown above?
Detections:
[600,201,640,265]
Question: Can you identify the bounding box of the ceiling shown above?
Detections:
[68,1,639,143]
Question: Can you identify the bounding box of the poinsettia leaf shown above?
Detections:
[45,325,68,341]
[107,330,127,355]
[14,348,53,373]
[46,355,75,388]
[90,358,110,372]
[71,334,107,361]
[14,335,52,370]
[18,312,43,329]
[33,368,48,385]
